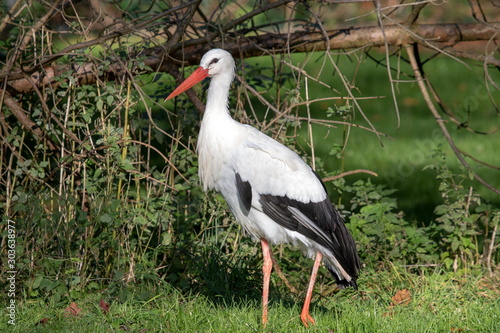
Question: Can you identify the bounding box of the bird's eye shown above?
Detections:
[209,58,219,66]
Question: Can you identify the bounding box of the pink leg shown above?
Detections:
[300,251,323,327]
[261,238,273,326]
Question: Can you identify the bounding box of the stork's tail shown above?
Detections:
[325,264,358,290]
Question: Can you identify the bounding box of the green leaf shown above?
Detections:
[99,213,113,223]
[96,99,104,110]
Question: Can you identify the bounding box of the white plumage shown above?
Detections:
[166,49,360,327]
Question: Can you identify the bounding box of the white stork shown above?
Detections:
[166,49,361,327]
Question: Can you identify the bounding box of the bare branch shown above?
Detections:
[403,1,429,25]
[166,0,203,51]
[468,0,488,23]
[375,0,402,128]
[1,92,58,151]
[323,169,379,182]
[4,21,497,95]
[0,0,25,37]
[0,0,63,80]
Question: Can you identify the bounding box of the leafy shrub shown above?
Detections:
[339,179,437,267]
[425,147,499,272]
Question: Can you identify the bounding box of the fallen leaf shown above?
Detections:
[64,302,82,317]
[99,299,110,314]
[35,318,49,325]
[383,289,412,317]
[391,289,412,306]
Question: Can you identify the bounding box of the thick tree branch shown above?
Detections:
[4,22,499,95]
[164,22,500,66]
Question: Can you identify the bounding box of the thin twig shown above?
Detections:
[375,0,401,128]
[323,169,378,182]
[485,222,497,275]
[0,0,25,35]
[403,1,429,25]
[271,254,299,295]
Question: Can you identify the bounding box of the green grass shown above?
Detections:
[5,269,499,332]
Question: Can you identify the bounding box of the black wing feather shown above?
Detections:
[235,173,252,212]
[259,193,361,287]
[235,171,360,288]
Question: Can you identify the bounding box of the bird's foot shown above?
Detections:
[300,311,316,327]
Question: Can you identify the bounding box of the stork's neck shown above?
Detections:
[204,70,234,121]
[198,69,238,191]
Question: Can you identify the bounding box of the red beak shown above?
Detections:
[165,67,210,101]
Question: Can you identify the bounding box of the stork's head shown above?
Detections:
[200,49,235,78]
[165,49,235,101]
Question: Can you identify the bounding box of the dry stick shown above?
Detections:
[305,77,316,171]
[0,0,63,135]
[122,139,188,184]
[403,1,429,25]
[0,0,25,35]
[2,92,58,151]
[405,44,500,196]
[383,15,472,69]
[459,149,500,171]
[485,222,497,275]
[262,95,388,137]
[310,8,382,144]
[0,0,63,79]
[236,74,280,116]
[21,71,87,150]
[102,42,192,173]
[0,0,198,82]
[250,8,380,139]
[166,0,203,51]
[123,169,177,190]
[326,33,383,146]
[375,0,401,128]
[433,45,500,68]
[171,0,282,52]
[272,53,340,94]
[468,0,488,23]
[192,0,295,48]
[426,78,486,134]
[345,0,433,21]
[322,169,378,182]
[271,256,299,295]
